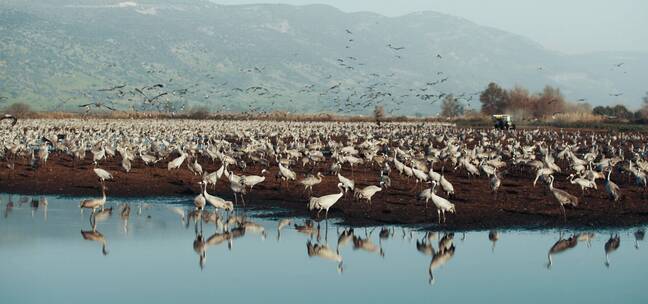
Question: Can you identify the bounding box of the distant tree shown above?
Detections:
[3,102,32,117]
[440,94,464,117]
[506,86,533,119]
[640,92,648,120]
[480,82,509,115]
[373,105,385,125]
[534,85,566,118]
[611,104,633,119]
[592,105,633,120]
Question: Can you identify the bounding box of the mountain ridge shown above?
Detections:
[0,1,645,114]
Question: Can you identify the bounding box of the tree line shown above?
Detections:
[438,82,648,123]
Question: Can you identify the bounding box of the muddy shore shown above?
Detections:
[1,154,647,230]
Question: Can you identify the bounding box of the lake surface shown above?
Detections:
[1,194,646,304]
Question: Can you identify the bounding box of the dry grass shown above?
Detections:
[26,110,445,123]
[548,112,605,124]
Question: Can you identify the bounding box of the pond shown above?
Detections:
[0,194,646,304]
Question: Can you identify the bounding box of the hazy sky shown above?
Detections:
[216,0,648,54]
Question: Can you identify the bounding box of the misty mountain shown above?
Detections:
[1,0,646,115]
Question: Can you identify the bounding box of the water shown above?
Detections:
[1,194,646,304]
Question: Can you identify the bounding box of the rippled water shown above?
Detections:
[1,194,646,304]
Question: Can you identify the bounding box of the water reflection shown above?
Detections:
[546,235,578,269]
[1,194,647,303]
[604,235,620,267]
[634,229,645,249]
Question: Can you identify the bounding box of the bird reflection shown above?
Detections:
[352,234,383,257]
[307,240,343,273]
[576,232,595,248]
[39,196,48,221]
[93,207,113,226]
[634,229,645,249]
[31,197,48,220]
[277,218,292,241]
[604,235,620,268]
[294,220,318,239]
[546,235,578,269]
[488,230,499,252]
[242,221,267,240]
[202,210,223,231]
[378,227,393,256]
[337,228,354,252]
[428,237,456,285]
[120,203,131,234]
[81,214,109,257]
[4,195,14,218]
[192,217,246,270]
[168,206,186,227]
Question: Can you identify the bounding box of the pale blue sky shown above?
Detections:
[215,0,648,54]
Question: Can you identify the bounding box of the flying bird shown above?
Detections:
[79,103,116,112]
[97,84,127,92]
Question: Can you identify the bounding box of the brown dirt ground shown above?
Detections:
[1,154,647,230]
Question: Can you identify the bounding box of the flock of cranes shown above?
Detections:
[1,118,648,225]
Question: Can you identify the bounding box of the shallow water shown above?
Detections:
[0,194,646,304]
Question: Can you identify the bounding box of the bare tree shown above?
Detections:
[440,94,463,117]
[640,92,648,120]
[3,102,32,117]
[480,82,509,115]
[374,105,385,125]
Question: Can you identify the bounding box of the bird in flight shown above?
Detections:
[345,29,352,34]
[97,84,127,92]
[614,63,624,68]
[387,44,405,51]
[609,93,623,97]
[79,102,117,112]
[436,54,443,59]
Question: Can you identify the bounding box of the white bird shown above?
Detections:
[190,158,203,176]
[534,167,554,187]
[337,173,355,193]
[168,151,188,170]
[202,186,234,212]
[568,174,597,195]
[439,171,454,197]
[93,168,113,183]
[278,162,296,185]
[241,169,268,190]
[299,172,324,194]
[308,182,344,218]
[354,183,383,205]
[202,170,219,189]
[429,181,456,224]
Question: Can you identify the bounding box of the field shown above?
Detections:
[1,118,648,229]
